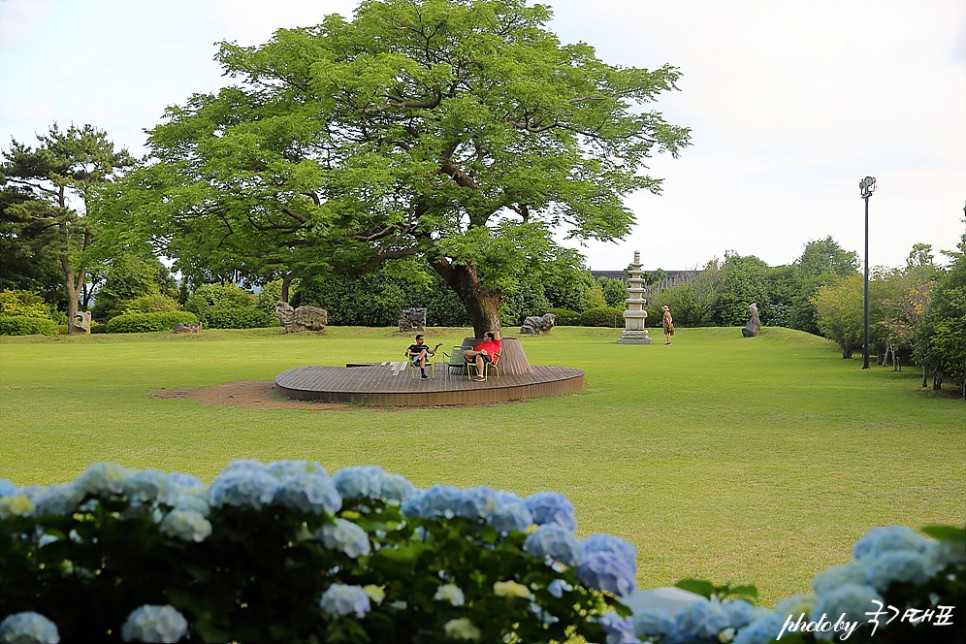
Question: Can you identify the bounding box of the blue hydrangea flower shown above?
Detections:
[723,599,769,630]
[332,466,385,500]
[925,538,966,574]
[275,474,342,515]
[547,579,573,598]
[0,478,17,497]
[159,509,212,542]
[809,583,884,638]
[525,491,577,531]
[597,612,638,644]
[172,490,210,517]
[207,466,280,509]
[120,605,188,643]
[487,497,533,533]
[0,612,60,644]
[75,463,135,498]
[812,561,869,595]
[524,524,581,566]
[318,518,371,558]
[579,534,637,572]
[457,486,500,520]
[126,469,182,507]
[576,551,636,597]
[402,485,463,519]
[631,607,677,641]
[29,483,83,516]
[166,472,203,489]
[852,525,930,560]
[675,599,731,641]
[266,459,328,479]
[379,473,415,502]
[434,583,466,606]
[320,583,371,618]
[864,550,931,592]
[733,611,788,644]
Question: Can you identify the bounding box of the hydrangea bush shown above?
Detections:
[0,461,631,642]
[0,462,962,643]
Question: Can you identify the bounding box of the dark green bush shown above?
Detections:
[0,315,59,336]
[105,311,198,334]
[204,307,276,329]
[579,306,623,328]
[547,307,581,326]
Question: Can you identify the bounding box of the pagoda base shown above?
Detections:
[616,330,652,344]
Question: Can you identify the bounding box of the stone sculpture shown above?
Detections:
[616,251,651,344]
[398,307,427,333]
[742,303,761,337]
[520,313,556,335]
[275,300,327,333]
[71,311,91,335]
[173,322,203,334]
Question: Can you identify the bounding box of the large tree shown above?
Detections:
[1,124,134,330]
[128,0,689,335]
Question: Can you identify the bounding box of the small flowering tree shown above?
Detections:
[1,462,963,643]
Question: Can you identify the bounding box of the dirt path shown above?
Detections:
[146,380,346,411]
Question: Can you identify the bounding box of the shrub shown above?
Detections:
[123,294,182,314]
[105,311,198,334]
[0,315,59,336]
[205,307,276,329]
[580,306,624,327]
[547,307,581,326]
[0,290,51,319]
[1,463,962,644]
[0,461,627,643]
[184,284,255,321]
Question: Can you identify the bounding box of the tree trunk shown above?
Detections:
[429,259,502,338]
[62,257,84,335]
[280,271,295,303]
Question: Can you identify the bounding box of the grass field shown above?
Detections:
[1,325,963,605]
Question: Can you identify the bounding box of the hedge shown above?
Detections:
[579,306,624,328]
[0,315,59,336]
[105,311,199,334]
[547,307,581,326]
[204,307,277,329]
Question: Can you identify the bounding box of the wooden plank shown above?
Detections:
[275,363,583,407]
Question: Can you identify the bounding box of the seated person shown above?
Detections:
[463,330,502,381]
[406,334,442,379]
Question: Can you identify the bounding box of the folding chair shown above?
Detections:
[442,346,473,377]
[404,349,435,379]
[466,352,501,381]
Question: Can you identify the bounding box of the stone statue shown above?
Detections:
[71,311,91,335]
[398,307,427,333]
[173,322,203,334]
[275,300,327,333]
[520,313,556,335]
[742,303,761,337]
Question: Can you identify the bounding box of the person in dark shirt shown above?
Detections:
[406,334,442,379]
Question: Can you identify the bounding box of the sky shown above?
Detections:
[1,0,964,272]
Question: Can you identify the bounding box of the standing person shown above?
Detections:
[463,330,502,382]
[661,305,674,345]
[407,334,441,379]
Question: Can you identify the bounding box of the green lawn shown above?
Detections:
[1,325,963,605]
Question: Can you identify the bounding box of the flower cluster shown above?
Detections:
[0,461,627,643]
[2,463,961,644]
[623,524,964,644]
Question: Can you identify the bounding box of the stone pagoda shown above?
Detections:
[616,251,652,344]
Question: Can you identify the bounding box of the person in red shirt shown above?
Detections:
[463,330,502,381]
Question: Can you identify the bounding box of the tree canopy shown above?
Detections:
[125,0,690,335]
[1,124,134,329]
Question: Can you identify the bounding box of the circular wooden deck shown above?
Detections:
[275,362,584,407]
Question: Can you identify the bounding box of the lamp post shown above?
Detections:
[859,176,876,369]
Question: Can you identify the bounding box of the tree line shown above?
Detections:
[0,0,962,395]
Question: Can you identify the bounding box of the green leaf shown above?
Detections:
[675,578,716,599]
[921,524,966,543]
